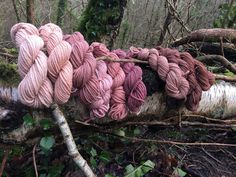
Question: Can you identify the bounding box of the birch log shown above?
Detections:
[1,79,236,143]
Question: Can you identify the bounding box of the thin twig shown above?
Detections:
[166,0,191,33]
[0,150,9,177]
[220,37,225,57]
[197,55,236,74]
[33,144,38,177]
[51,104,96,177]
[96,56,148,64]
[106,132,236,147]
[0,52,17,58]
[215,74,236,82]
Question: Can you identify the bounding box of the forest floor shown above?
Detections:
[1,123,236,177]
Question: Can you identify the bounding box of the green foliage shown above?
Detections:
[0,61,19,85]
[88,146,112,168]
[124,160,155,177]
[23,113,35,126]
[39,165,64,177]
[223,69,236,76]
[174,168,187,177]
[40,119,53,130]
[213,1,236,28]
[56,0,67,26]
[40,136,55,155]
[77,0,123,43]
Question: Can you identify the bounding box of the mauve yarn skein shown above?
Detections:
[91,43,128,120]
[64,32,111,118]
[11,23,53,108]
[128,47,189,100]
[39,23,73,104]
[113,49,147,113]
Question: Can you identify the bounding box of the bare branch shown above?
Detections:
[51,104,96,177]
[172,28,236,46]
[197,55,236,73]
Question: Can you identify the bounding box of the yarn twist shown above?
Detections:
[10,23,53,108]
[157,47,215,111]
[39,23,73,104]
[91,43,128,120]
[113,49,147,113]
[128,47,189,100]
[64,32,111,118]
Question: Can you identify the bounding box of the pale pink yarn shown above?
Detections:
[39,23,73,104]
[91,43,128,120]
[64,32,111,118]
[94,60,113,117]
[128,47,189,100]
[11,23,53,108]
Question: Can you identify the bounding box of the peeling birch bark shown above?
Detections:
[1,81,236,143]
[51,104,96,177]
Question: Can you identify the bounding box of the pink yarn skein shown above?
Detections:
[114,49,147,113]
[64,32,112,118]
[39,23,73,104]
[128,47,189,100]
[91,43,128,120]
[11,23,53,108]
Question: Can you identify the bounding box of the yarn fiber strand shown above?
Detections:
[65,32,112,118]
[39,23,73,104]
[91,43,128,120]
[11,23,53,108]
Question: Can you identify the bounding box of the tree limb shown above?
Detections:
[50,104,96,177]
[172,28,236,46]
[197,55,236,73]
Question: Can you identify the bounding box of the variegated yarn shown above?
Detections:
[11,23,53,108]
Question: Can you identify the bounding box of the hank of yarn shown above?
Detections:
[64,32,110,118]
[39,23,73,104]
[114,49,147,113]
[91,43,128,120]
[11,23,53,108]
[128,47,189,100]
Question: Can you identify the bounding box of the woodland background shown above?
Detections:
[0,0,236,177]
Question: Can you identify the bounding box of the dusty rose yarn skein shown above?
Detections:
[113,49,147,113]
[39,23,73,104]
[128,47,189,100]
[11,23,53,108]
[91,43,128,120]
[64,32,111,118]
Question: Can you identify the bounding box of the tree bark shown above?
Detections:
[56,0,67,26]
[172,28,236,46]
[26,0,35,24]
[11,0,20,22]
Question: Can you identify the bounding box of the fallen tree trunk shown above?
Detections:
[172,28,236,47]
[187,42,236,62]
[1,79,236,143]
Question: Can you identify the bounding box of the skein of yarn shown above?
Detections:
[39,23,73,104]
[64,32,112,118]
[91,43,128,120]
[113,49,147,113]
[11,23,53,108]
[128,47,189,100]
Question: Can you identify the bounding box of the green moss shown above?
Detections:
[77,0,124,43]
[0,61,20,85]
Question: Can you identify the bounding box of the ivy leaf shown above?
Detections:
[174,168,187,177]
[124,160,155,177]
[40,119,52,130]
[99,151,111,164]
[133,127,141,135]
[90,147,97,157]
[23,113,34,126]
[90,156,97,168]
[40,136,55,154]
